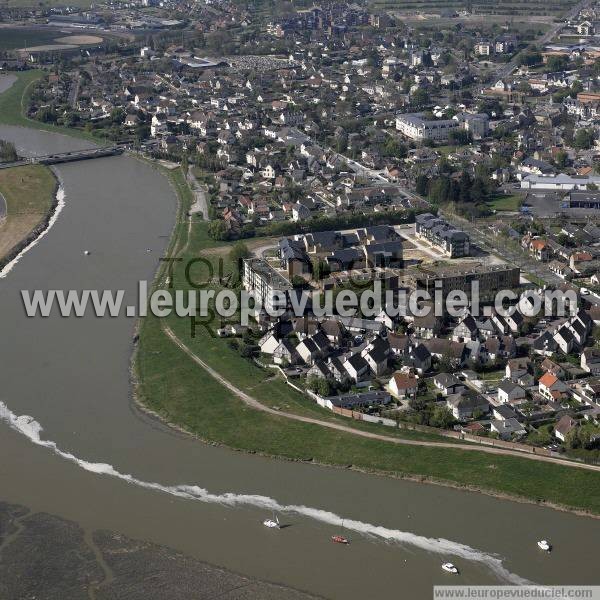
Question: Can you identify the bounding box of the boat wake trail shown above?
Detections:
[0,401,530,584]
[0,184,66,279]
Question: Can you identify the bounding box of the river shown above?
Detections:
[0,119,599,598]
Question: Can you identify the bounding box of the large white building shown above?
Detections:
[395,113,458,141]
[521,174,600,191]
[242,258,292,314]
[395,112,488,142]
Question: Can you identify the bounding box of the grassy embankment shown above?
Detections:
[135,168,600,515]
[0,164,57,266]
[0,70,96,141]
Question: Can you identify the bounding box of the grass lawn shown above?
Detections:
[133,167,600,515]
[0,164,57,264]
[478,370,506,382]
[487,194,523,212]
[0,70,97,142]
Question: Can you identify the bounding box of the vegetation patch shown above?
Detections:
[0,70,96,141]
[0,164,57,266]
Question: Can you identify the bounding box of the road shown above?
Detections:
[497,0,594,79]
[68,71,80,108]
[186,170,210,221]
[163,324,600,472]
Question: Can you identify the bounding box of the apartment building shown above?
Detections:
[415,213,470,258]
[242,258,292,314]
[396,113,458,142]
[411,263,521,300]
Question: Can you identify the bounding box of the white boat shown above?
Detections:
[442,563,458,574]
[537,540,551,552]
[263,514,280,529]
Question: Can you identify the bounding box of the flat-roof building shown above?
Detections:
[243,258,292,314]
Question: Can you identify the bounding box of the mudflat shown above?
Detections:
[0,501,320,600]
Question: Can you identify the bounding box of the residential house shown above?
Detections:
[452,314,479,342]
[260,331,281,355]
[553,325,575,354]
[307,359,331,380]
[493,404,520,422]
[446,391,490,420]
[539,372,569,401]
[362,337,390,376]
[554,414,578,442]
[424,339,467,367]
[529,239,552,262]
[497,381,527,404]
[412,313,442,339]
[274,339,301,365]
[388,372,419,400]
[541,358,565,379]
[490,418,527,440]
[433,373,466,396]
[344,353,370,382]
[506,357,531,382]
[582,347,600,375]
[405,343,432,374]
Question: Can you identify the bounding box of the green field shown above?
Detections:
[134,168,600,515]
[487,194,523,212]
[1,0,93,8]
[0,29,63,51]
[373,0,577,16]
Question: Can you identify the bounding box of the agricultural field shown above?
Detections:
[0,28,103,51]
[372,0,578,17]
[0,28,61,51]
[0,0,93,8]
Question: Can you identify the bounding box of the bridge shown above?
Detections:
[0,146,124,170]
[30,146,124,165]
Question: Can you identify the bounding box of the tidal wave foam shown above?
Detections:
[0,401,530,584]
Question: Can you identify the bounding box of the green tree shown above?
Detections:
[229,241,250,284]
[383,137,408,159]
[0,140,17,162]
[430,405,456,429]
[458,172,472,203]
[415,174,429,196]
[570,80,583,99]
[307,375,331,397]
[312,259,330,281]
[554,150,568,168]
[520,51,542,67]
[546,55,569,72]
[208,220,230,241]
[574,128,595,150]
[411,87,430,108]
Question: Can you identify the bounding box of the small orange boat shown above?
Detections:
[331,535,349,545]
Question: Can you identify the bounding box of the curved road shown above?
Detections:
[163,324,600,473]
